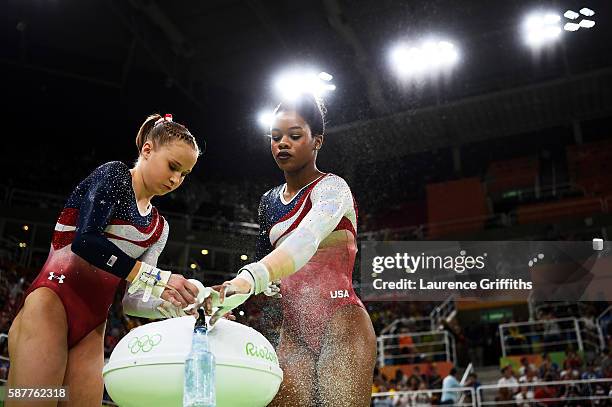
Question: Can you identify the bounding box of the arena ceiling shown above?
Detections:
[3,0,612,166]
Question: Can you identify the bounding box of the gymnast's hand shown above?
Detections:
[223,277,253,296]
[263,281,282,299]
[156,299,198,319]
[206,279,252,325]
[161,274,200,308]
[223,275,281,299]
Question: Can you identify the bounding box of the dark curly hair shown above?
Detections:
[273,93,327,136]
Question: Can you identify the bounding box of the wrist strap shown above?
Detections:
[237,262,270,295]
[127,263,171,302]
[236,269,256,294]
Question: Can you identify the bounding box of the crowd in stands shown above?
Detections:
[5,138,612,242]
[1,149,271,226]
[371,365,488,407]
[1,257,612,406]
[371,348,612,406]
[367,303,437,335]
[367,298,612,406]
[492,349,612,406]
[504,303,612,359]
[372,365,448,406]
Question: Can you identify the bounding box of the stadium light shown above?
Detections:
[240,254,248,261]
[523,12,562,47]
[579,19,595,28]
[390,39,459,77]
[564,10,579,20]
[201,249,209,255]
[318,71,333,81]
[273,69,336,100]
[564,23,580,32]
[258,110,275,129]
[579,8,595,17]
[563,8,596,31]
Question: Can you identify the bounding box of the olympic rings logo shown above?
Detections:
[127,334,162,354]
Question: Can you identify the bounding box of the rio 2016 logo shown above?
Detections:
[245,342,278,364]
[127,334,162,354]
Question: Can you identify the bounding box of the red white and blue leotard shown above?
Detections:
[21,161,169,348]
[256,173,364,353]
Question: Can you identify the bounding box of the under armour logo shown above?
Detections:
[48,272,65,284]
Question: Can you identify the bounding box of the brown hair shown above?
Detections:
[135,114,203,156]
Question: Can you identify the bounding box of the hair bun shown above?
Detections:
[274,93,326,136]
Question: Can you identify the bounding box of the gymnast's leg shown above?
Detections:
[268,327,318,407]
[7,288,69,407]
[59,322,106,406]
[316,305,377,407]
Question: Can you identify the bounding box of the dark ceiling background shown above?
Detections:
[1,0,611,194]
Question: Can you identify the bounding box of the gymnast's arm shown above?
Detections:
[70,162,194,306]
[70,162,141,280]
[236,175,354,294]
[121,219,174,319]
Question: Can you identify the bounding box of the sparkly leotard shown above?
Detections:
[256,173,365,353]
[21,161,168,348]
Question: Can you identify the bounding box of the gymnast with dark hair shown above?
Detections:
[210,93,376,406]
